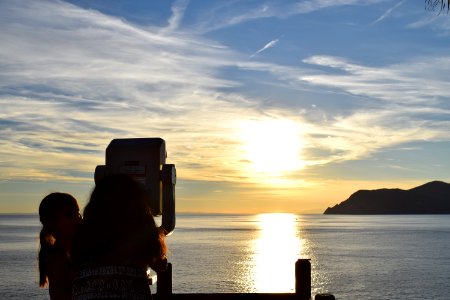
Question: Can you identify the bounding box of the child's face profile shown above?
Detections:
[55,204,82,237]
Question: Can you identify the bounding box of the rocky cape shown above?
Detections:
[324,181,450,214]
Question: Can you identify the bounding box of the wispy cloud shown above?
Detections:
[0,0,252,182]
[294,0,361,14]
[407,14,450,36]
[372,0,405,25]
[1,0,449,186]
[166,0,189,31]
[193,0,386,33]
[250,38,279,58]
[301,55,450,105]
[192,2,276,33]
[299,54,450,164]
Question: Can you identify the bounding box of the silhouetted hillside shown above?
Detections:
[324,181,450,214]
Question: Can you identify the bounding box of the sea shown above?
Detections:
[1,213,450,300]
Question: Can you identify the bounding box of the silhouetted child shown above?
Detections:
[72,174,167,300]
[38,192,82,300]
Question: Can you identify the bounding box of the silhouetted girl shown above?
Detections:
[72,174,167,300]
[38,192,82,300]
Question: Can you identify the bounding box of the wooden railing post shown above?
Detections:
[295,259,311,300]
[157,262,173,295]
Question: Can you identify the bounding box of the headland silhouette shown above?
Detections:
[324,181,450,214]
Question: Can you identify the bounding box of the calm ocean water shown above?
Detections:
[1,213,449,299]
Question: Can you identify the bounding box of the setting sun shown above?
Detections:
[240,119,305,175]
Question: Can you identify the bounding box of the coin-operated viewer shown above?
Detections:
[94,137,176,235]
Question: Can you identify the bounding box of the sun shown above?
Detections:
[240,118,305,175]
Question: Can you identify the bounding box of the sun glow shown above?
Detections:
[240,119,305,175]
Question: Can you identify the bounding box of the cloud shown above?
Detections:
[407,14,450,36]
[0,0,254,181]
[294,0,361,14]
[299,55,450,164]
[250,38,279,58]
[1,0,449,186]
[191,2,276,33]
[192,0,386,33]
[166,0,189,31]
[372,0,405,25]
[301,55,450,105]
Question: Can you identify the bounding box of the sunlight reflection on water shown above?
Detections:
[250,213,305,293]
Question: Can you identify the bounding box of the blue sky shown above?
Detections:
[1,0,450,213]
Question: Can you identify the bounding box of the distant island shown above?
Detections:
[324,181,450,214]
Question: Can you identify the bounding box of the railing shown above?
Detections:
[152,259,335,300]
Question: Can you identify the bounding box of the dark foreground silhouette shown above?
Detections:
[324,181,450,214]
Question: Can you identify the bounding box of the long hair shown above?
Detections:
[38,192,78,287]
[73,174,167,266]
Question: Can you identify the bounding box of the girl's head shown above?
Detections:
[74,174,166,265]
[38,192,81,287]
[39,192,81,241]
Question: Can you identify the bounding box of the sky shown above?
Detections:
[1,0,450,214]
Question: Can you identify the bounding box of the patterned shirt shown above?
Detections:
[72,264,152,300]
